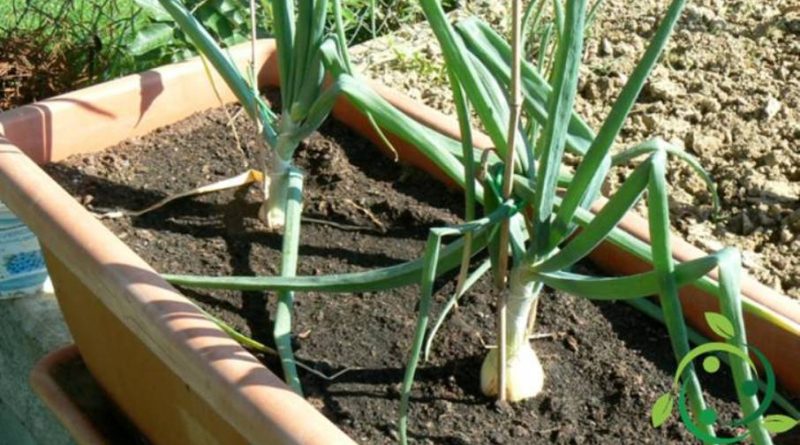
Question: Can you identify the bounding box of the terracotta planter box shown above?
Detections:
[0,39,797,443]
[30,344,146,444]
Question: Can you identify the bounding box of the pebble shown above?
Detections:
[600,38,613,57]
[493,400,513,415]
[490,432,506,444]
[685,131,723,156]
[762,180,800,202]
[777,229,793,247]
[581,82,598,100]
[613,42,635,56]
[512,424,529,438]
[787,209,800,233]
[642,115,658,132]
[759,152,780,167]
[646,78,684,101]
[763,96,782,120]
[697,96,721,114]
[565,335,580,352]
[135,228,155,242]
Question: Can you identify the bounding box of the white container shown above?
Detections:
[0,202,48,298]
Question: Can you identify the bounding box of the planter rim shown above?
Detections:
[0,38,797,440]
[30,345,110,445]
[587,196,800,330]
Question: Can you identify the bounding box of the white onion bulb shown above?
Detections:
[480,343,544,402]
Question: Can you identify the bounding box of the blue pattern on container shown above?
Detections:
[5,251,46,275]
[0,202,48,297]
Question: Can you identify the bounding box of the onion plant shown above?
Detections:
[155,0,337,230]
[158,0,789,443]
[151,0,396,394]
[400,0,771,443]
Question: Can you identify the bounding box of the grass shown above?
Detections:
[0,1,139,29]
[0,0,143,107]
[0,0,447,90]
[0,0,443,110]
[0,1,143,59]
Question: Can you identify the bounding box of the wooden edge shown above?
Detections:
[360,79,494,150]
[334,75,799,330]
[348,81,800,327]
[29,345,108,445]
[588,240,800,396]
[329,77,493,189]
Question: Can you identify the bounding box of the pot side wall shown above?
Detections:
[44,251,249,444]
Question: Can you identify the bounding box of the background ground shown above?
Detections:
[351,0,800,300]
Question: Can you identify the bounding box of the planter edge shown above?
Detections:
[30,345,108,445]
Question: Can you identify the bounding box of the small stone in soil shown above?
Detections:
[763,96,782,120]
[565,336,580,352]
[511,422,529,438]
[492,400,513,415]
[599,38,613,56]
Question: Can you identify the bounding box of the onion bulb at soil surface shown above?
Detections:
[480,343,544,401]
[480,268,545,401]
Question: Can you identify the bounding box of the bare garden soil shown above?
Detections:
[354,0,800,300]
[46,104,795,444]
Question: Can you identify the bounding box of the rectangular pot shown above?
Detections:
[30,344,145,444]
[0,39,797,444]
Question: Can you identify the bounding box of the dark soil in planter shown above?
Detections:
[45,102,795,444]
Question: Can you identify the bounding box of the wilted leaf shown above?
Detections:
[651,393,674,427]
[763,414,798,434]
[128,23,175,56]
[704,312,735,340]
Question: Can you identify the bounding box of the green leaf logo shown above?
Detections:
[704,312,735,340]
[763,414,798,434]
[651,393,674,427]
